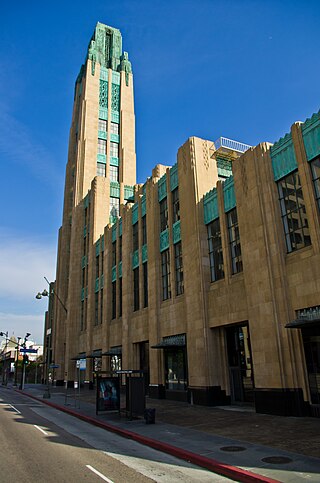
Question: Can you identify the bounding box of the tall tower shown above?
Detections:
[53,23,136,383]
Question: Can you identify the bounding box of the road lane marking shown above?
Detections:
[86,465,114,482]
[9,404,21,414]
[34,425,48,435]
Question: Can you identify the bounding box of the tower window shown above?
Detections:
[110,165,119,182]
[227,208,242,274]
[110,122,119,135]
[174,242,184,295]
[278,170,311,253]
[160,198,168,232]
[310,156,320,213]
[98,138,106,154]
[97,163,106,177]
[207,218,224,282]
[161,249,171,301]
[110,142,119,158]
[98,119,107,131]
[133,267,139,311]
[172,188,180,223]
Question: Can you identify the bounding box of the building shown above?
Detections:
[48,21,320,417]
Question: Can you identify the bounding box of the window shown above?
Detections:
[161,249,171,300]
[133,222,139,251]
[112,241,117,266]
[278,170,311,253]
[310,156,320,212]
[110,122,119,134]
[207,218,224,282]
[174,242,184,295]
[172,188,180,223]
[98,119,107,131]
[119,236,122,261]
[110,142,119,158]
[100,289,103,325]
[133,267,139,311]
[80,300,84,331]
[101,251,104,275]
[110,165,119,182]
[98,138,106,154]
[160,198,168,232]
[112,281,116,319]
[96,254,99,278]
[94,292,99,326]
[143,262,148,308]
[142,215,147,245]
[97,162,106,177]
[119,278,122,317]
[110,197,119,219]
[165,349,187,391]
[227,208,242,274]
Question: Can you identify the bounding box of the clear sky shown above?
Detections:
[1,0,319,343]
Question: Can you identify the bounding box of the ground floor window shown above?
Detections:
[164,348,188,391]
[302,326,320,405]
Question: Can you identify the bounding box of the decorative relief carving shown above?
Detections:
[111,84,120,111]
[190,138,196,168]
[99,80,108,108]
[202,140,209,170]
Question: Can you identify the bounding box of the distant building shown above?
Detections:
[47,22,320,417]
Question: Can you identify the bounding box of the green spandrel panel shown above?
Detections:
[170,164,178,191]
[204,188,219,224]
[81,255,87,269]
[217,156,232,178]
[98,130,107,140]
[172,220,181,244]
[99,80,108,107]
[112,224,117,242]
[132,203,139,225]
[95,277,100,293]
[84,195,89,208]
[112,266,117,282]
[158,174,167,202]
[81,288,85,301]
[97,154,106,164]
[112,71,121,85]
[141,195,146,217]
[142,244,148,263]
[270,132,297,181]
[111,111,120,123]
[124,185,134,200]
[111,84,120,111]
[110,181,120,198]
[132,249,139,269]
[110,133,120,143]
[110,156,119,166]
[99,108,108,120]
[95,240,100,256]
[100,66,108,80]
[302,110,320,161]
[83,225,87,238]
[223,176,236,213]
[160,228,169,252]
[118,260,122,278]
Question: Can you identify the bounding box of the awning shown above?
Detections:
[152,334,186,349]
[86,349,102,359]
[70,353,86,361]
[102,347,122,356]
[285,318,320,329]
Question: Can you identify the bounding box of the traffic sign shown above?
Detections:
[49,364,60,369]
[20,348,38,353]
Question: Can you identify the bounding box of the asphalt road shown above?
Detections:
[0,388,230,482]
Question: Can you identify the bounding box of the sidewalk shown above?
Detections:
[10,384,320,483]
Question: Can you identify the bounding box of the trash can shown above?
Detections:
[144,407,156,424]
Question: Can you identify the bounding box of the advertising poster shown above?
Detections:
[97,376,120,413]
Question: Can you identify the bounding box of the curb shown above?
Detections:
[18,389,279,483]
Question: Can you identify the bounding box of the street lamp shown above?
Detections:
[0,331,9,385]
[13,337,21,386]
[19,333,31,390]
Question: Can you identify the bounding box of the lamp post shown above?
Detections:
[19,333,31,390]
[13,337,21,386]
[0,331,9,385]
[36,276,67,399]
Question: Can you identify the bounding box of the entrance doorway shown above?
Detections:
[302,326,320,405]
[225,324,254,404]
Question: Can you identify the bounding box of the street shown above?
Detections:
[0,388,230,482]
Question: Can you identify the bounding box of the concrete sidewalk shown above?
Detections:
[9,384,320,483]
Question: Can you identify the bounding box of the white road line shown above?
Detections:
[9,404,21,414]
[86,465,114,482]
[34,425,48,435]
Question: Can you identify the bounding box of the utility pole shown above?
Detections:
[13,337,21,386]
[19,333,31,390]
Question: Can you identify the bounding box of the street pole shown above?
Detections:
[19,333,31,391]
[13,337,21,386]
[0,331,9,385]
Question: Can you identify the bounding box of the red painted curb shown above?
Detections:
[18,390,280,483]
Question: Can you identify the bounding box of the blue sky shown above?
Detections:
[1,0,319,343]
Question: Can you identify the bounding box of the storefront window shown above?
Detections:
[302,327,320,405]
[164,349,187,391]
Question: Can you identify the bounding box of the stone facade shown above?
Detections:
[49,22,320,417]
